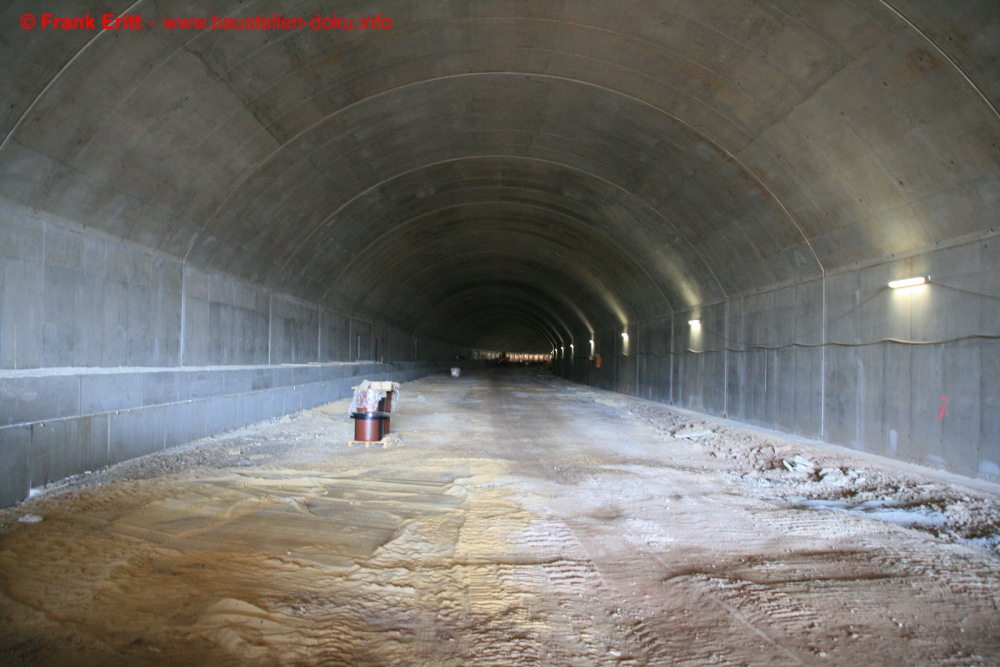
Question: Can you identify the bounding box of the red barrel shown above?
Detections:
[378,393,393,434]
[351,411,388,442]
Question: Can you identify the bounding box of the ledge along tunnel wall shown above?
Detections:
[1,1,999,505]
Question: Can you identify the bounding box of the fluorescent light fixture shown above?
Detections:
[689,319,701,327]
[888,276,928,289]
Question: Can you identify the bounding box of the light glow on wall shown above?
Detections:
[888,276,929,289]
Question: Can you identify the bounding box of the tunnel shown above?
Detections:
[1,1,999,664]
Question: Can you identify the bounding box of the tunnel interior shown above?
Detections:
[1,0,1000,507]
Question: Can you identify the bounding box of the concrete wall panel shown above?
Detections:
[238,391,266,427]
[205,395,240,435]
[183,371,225,401]
[981,340,1000,481]
[0,375,79,427]
[109,405,166,465]
[793,347,823,437]
[279,386,299,414]
[882,343,912,458]
[855,345,884,455]
[274,366,295,389]
[941,340,981,476]
[350,319,373,361]
[41,264,81,368]
[31,415,108,486]
[251,368,274,391]
[165,401,206,450]
[259,388,284,422]
[0,425,30,507]
[908,344,947,468]
[320,310,350,362]
[0,256,43,370]
[0,210,44,370]
[271,295,319,364]
[221,368,255,395]
[184,266,271,366]
[143,371,181,407]
[182,267,211,365]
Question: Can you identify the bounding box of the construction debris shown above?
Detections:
[673,429,714,440]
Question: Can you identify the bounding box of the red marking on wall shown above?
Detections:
[937,396,949,421]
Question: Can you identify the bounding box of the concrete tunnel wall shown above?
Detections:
[0,204,466,370]
[1,1,999,504]
[0,204,461,506]
[555,232,1000,480]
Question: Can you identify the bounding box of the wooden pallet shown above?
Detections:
[348,438,387,448]
[347,434,401,448]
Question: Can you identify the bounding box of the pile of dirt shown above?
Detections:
[622,400,1000,554]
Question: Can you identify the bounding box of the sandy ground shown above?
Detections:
[1,367,998,666]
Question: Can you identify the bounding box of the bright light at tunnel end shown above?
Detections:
[888,276,929,289]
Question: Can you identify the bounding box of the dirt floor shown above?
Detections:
[1,367,999,666]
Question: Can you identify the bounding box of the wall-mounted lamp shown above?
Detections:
[621,332,628,339]
[589,339,594,345]
[888,276,929,289]
[688,319,701,327]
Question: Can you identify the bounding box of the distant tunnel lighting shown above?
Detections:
[621,332,628,339]
[589,339,594,345]
[689,319,701,327]
[888,276,929,289]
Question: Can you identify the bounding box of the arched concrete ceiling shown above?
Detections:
[1,0,998,350]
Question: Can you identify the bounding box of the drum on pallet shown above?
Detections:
[351,411,389,442]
